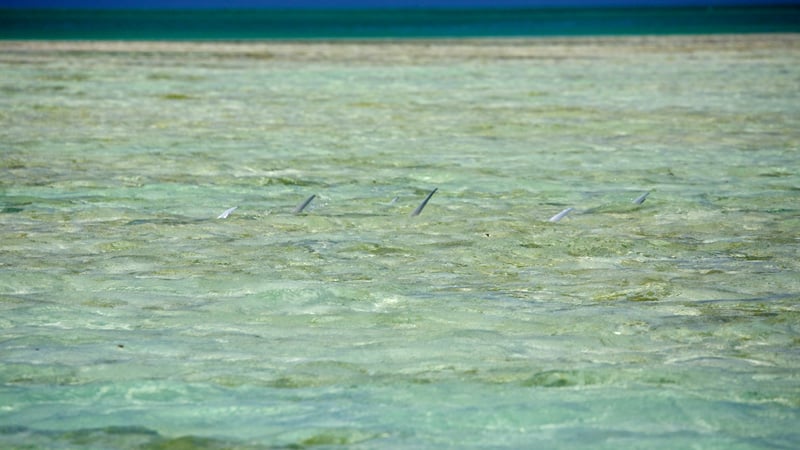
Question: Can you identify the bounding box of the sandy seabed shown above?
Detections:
[1,33,799,64]
[2,32,800,449]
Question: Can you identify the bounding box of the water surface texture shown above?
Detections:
[1,36,799,448]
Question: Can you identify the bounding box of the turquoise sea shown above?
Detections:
[1,7,800,39]
[1,17,800,450]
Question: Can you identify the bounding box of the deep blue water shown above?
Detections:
[2,7,800,39]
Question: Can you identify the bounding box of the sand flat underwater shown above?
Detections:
[1,35,799,448]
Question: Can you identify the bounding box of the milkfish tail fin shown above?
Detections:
[548,207,574,223]
[293,194,316,214]
[217,206,238,219]
[410,188,438,217]
[632,191,650,205]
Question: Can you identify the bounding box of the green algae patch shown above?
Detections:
[159,93,194,100]
[522,370,605,388]
[593,280,673,302]
[298,429,384,447]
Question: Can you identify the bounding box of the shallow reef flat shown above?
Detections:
[1,33,799,449]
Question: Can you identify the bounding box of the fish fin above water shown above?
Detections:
[293,194,316,214]
[632,191,650,205]
[548,207,574,223]
[217,206,238,219]
[410,188,437,217]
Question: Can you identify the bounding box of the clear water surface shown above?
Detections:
[1,36,799,448]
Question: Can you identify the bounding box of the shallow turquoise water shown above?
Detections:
[1,38,799,448]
